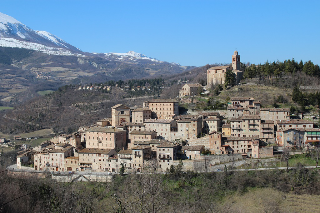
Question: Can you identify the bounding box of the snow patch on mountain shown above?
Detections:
[0,12,21,24]
[105,51,162,62]
[0,12,81,55]
[0,37,83,56]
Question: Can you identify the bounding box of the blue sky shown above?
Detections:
[1,0,320,66]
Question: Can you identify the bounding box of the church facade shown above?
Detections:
[207,51,243,88]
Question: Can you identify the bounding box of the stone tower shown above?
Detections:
[232,50,240,70]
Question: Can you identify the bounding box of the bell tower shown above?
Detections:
[232,50,240,70]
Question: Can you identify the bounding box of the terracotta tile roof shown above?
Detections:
[231,97,254,101]
[182,145,204,151]
[260,108,290,112]
[87,126,125,133]
[78,148,113,154]
[133,107,150,112]
[240,115,261,120]
[148,99,178,103]
[157,142,177,148]
[277,119,313,124]
[118,149,132,155]
[207,65,230,70]
[111,104,130,109]
[144,119,173,124]
[261,120,274,124]
[130,130,156,135]
[226,136,259,141]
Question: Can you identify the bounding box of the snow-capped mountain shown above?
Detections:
[0,12,81,55]
[104,51,162,63]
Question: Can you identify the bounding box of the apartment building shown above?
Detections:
[132,146,152,172]
[123,123,146,132]
[276,129,305,148]
[276,128,320,148]
[222,136,258,156]
[128,130,157,149]
[144,119,177,141]
[203,117,221,134]
[277,119,313,131]
[174,115,202,140]
[260,120,274,140]
[182,145,205,160]
[47,144,73,172]
[260,108,290,121]
[143,99,179,119]
[132,108,152,123]
[118,149,133,171]
[85,127,127,150]
[65,156,79,171]
[78,148,117,172]
[222,124,231,136]
[157,142,179,172]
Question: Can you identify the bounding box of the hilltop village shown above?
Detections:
[15,51,319,174]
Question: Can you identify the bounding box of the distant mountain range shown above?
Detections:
[0,12,194,106]
[0,12,180,64]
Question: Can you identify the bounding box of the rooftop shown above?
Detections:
[78,148,113,154]
[144,119,174,124]
[147,99,178,103]
[231,97,254,101]
[118,149,132,155]
[87,126,125,133]
[182,145,204,151]
[130,130,156,135]
[208,65,230,70]
[277,119,314,124]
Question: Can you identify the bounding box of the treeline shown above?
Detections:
[0,47,34,65]
[1,164,320,212]
[244,59,320,79]
[292,86,320,112]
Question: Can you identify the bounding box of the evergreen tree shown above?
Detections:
[224,69,236,89]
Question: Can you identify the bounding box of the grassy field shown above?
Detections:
[277,154,318,167]
[15,137,52,147]
[218,188,320,213]
[37,90,55,96]
[18,129,54,138]
[218,84,293,107]
[0,106,14,111]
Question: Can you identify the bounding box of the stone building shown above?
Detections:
[111,104,131,126]
[179,83,202,98]
[207,51,243,88]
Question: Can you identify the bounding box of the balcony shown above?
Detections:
[232,126,241,130]
[159,155,171,160]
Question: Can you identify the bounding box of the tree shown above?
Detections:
[224,69,236,89]
[281,148,290,171]
[119,163,125,176]
[311,147,320,168]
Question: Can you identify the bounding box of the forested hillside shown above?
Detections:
[1,164,320,212]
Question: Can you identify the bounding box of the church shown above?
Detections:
[207,51,243,88]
